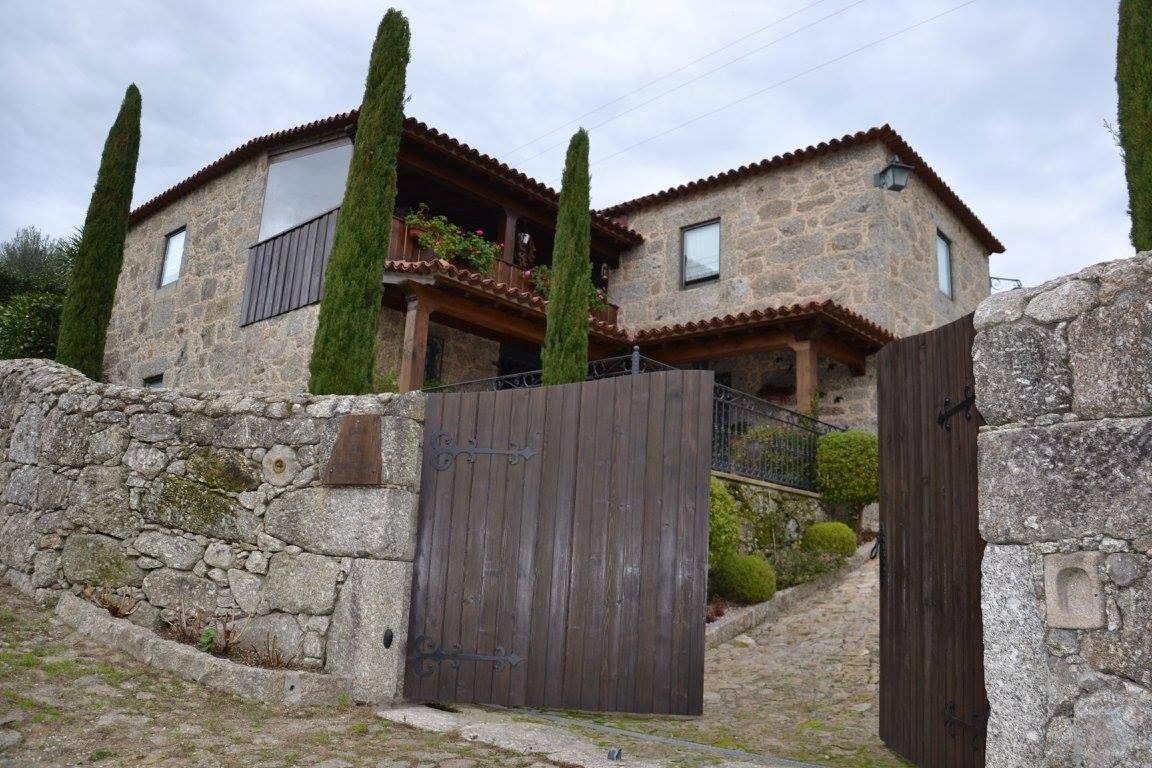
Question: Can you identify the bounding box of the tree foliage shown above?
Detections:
[56,84,141,380]
[541,129,591,386]
[708,477,742,566]
[309,9,410,395]
[0,226,76,301]
[1118,0,1152,250]
[0,293,65,359]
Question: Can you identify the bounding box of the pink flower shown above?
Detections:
[475,229,484,235]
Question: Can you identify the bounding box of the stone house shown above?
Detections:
[103,111,1002,432]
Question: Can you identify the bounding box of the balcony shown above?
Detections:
[240,207,620,327]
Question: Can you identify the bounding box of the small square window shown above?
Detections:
[160,228,186,286]
[682,220,720,286]
[936,231,953,299]
[142,374,164,388]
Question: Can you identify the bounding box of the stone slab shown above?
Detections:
[265,486,417,560]
[973,321,1072,426]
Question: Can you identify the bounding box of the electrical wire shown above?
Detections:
[592,0,980,167]
[501,0,859,159]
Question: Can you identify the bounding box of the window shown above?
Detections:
[682,220,720,286]
[160,228,186,286]
[258,140,353,240]
[936,231,953,298]
[142,374,164,388]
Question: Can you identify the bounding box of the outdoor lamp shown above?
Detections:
[873,155,915,191]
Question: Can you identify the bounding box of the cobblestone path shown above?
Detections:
[0,584,563,768]
[583,559,911,767]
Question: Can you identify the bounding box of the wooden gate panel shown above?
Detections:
[406,371,711,715]
[878,314,987,768]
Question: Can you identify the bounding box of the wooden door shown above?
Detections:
[404,370,712,715]
[877,314,987,767]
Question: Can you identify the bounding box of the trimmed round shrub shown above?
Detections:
[708,477,741,567]
[712,554,777,605]
[801,521,858,557]
[767,547,843,589]
[815,430,879,506]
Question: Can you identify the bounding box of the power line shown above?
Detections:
[500,0,845,158]
[517,0,869,164]
[592,0,980,167]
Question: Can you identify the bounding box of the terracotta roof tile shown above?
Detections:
[129,112,643,246]
[598,125,1004,254]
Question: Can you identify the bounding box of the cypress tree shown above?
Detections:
[56,84,141,379]
[1118,0,1152,251]
[309,9,410,394]
[541,129,592,386]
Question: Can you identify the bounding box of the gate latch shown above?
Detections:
[937,385,976,431]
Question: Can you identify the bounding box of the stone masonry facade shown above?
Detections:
[0,359,425,704]
[973,252,1152,768]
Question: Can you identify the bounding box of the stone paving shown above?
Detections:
[578,559,911,768]
[0,584,563,768]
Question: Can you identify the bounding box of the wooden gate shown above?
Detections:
[404,370,712,715]
[877,314,987,767]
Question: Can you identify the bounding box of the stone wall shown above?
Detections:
[973,252,1152,768]
[0,359,424,704]
[609,140,990,338]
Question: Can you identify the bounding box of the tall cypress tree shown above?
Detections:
[541,129,592,386]
[1118,0,1152,251]
[309,9,410,394]
[56,84,141,379]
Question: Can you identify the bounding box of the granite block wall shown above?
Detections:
[973,252,1152,768]
[0,359,424,704]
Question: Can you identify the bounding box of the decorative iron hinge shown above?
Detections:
[944,701,988,749]
[429,430,538,471]
[870,528,886,582]
[937,385,976,431]
[409,635,523,677]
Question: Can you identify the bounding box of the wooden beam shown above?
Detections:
[399,294,431,393]
[500,208,519,264]
[645,329,795,365]
[817,335,868,376]
[792,339,819,414]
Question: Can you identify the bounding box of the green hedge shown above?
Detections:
[708,477,741,566]
[815,430,879,506]
[712,554,777,604]
[0,292,64,359]
[800,521,858,557]
[767,548,842,589]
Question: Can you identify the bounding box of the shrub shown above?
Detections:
[767,547,842,589]
[815,431,879,506]
[708,478,741,566]
[801,521,858,557]
[0,292,64,359]
[1118,0,1152,250]
[527,264,607,312]
[712,554,777,605]
[728,423,817,485]
[404,204,499,274]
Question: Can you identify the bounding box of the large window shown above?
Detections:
[258,140,353,240]
[682,219,720,286]
[160,227,185,286]
[936,231,953,298]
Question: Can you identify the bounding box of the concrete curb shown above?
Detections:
[55,593,350,706]
[705,541,874,650]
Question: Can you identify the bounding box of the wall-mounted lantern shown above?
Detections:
[873,155,915,192]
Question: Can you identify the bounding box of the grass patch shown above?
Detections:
[90,749,116,762]
[350,721,369,736]
[309,729,331,746]
[94,661,130,686]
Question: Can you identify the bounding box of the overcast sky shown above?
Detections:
[0,0,1131,288]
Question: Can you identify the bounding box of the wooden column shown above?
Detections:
[500,209,519,264]
[792,339,819,414]
[399,294,431,393]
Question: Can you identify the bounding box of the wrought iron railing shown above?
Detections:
[424,348,842,491]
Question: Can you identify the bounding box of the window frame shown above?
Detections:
[257,137,353,242]
[680,218,721,288]
[935,230,954,299]
[158,226,187,288]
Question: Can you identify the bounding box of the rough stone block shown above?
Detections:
[203,542,234,569]
[147,475,257,543]
[265,486,417,560]
[61,533,144,587]
[1024,279,1098,324]
[979,419,1152,543]
[973,321,1072,425]
[86,425,129,464]
[128,413,179,442]
[66,465,139,539]
[217,416,276,448]
[261,445,300,487]
[123,443,167,478]
[981,545,1048,768]
[1043,552,1106,629]
[326,558,412,703]
[133,531,203,570]
[8,406,44,463]
[1043,683,1152,768]
[261,552,340,614]
[227,568,263,614]
[973,288,1029,330]
[1105,553,1147,588]
[38,412,89,466]
[186,448,259,492]
[1082,573,1152,687]
[142,568,219,614]
[380,417,421,490]
[1069,283,1152,419]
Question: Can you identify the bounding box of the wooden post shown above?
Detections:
[500,209,519,264]
[399,294,431,393]
[792,339,819,414]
